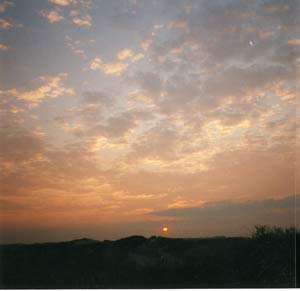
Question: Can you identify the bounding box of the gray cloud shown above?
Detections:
[0,122,46,164]
[82,91,114,106]
[152,194,299,217]
[128,123,180,161]
[89,111,137,138]
[149,194,298,236]
[140,0,297,121]
[134,71,163,100]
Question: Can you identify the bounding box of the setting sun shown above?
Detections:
[163,227,168,232]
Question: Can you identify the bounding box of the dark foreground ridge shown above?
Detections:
[0,226,298,288]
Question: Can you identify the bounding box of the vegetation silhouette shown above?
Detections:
[0,225,298,288]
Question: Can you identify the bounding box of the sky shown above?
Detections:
[0,0,299,243]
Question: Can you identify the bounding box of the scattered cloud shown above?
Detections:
[134,71,162,100]
[71,10,92,26]
[0,43,9,51]
[131,53,144,62]
[0,0,14,13]
[89,112,137,138]
[167,20,187,30]
[0,124,46,165]
[49,0,72,6]
[128,124,180,161]
[90,57,128,76]
[44,0,93,26]
[89,57,102,70]
[288,38,300,46]
[39,9,64,23]
[0,17,22,29]
[153,24,164,30]
[0,73,74,108]
[117,48,134,60]
[0,18,12,29]
[149,194,298,236]
[264,3,290,14]
[153,195,299,217]
[116,49,144,63]
[141,34,153,51]
[65,35,87,59]
[1,0,297,240]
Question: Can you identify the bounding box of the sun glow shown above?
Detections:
[163,227,168,232]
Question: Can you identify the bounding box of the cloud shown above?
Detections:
[90,50,143,76]
[19,74,74,102]
[288,38,300,46]
[141,34,153,51]
[0,73,74,107]
[49,0,72,6]
[131,53,144,62]
[71,12,92,26]
[0,123,46,165]
[167,20,187,30]
[89,111,137,139]
[0,43,9,51]
[54,89,125,138]
[134,71,162,100]
[101,61,128,75]
[0,17,22,29]
[90,57,128,76]
[0,18,12,29]
[150,194,298,236]
[128,124,180,161]
[152,194,299,217]
[65,35,87,59]
[117,48,134,60]
[153,24,164,30]
[89,57,102,70]
[129,0,297,143]
[263,2,291,14]
[0,0,14,13]
[39,9,64,23]
[45,0,93,26]
[82,91,113,107]
[77,91,114,122]
[1,0,298,241]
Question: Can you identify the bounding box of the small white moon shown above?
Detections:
[249,41,254,46]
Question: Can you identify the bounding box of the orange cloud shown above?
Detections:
[0,43,9,50]
[0,18,12,29]
[0,0,14,13]
[1,73,74,106]
[288,39,300,46]
[141,34,153,51]
[131,53,144,62]
[168,20,187,29]
[49,0,72,6]
[39,9,64,23]
[45,1,93,27]
[70,10,92,26]
[117,48,134,60]
[90,57,128,76]
[0,17,22,29]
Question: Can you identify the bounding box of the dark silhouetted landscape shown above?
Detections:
[0,226,298,289]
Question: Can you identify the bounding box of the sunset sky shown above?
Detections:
[0,0,299,243]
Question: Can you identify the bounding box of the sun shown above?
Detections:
[162,227,168,232]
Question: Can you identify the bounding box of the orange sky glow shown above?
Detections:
[0,0,299,243]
